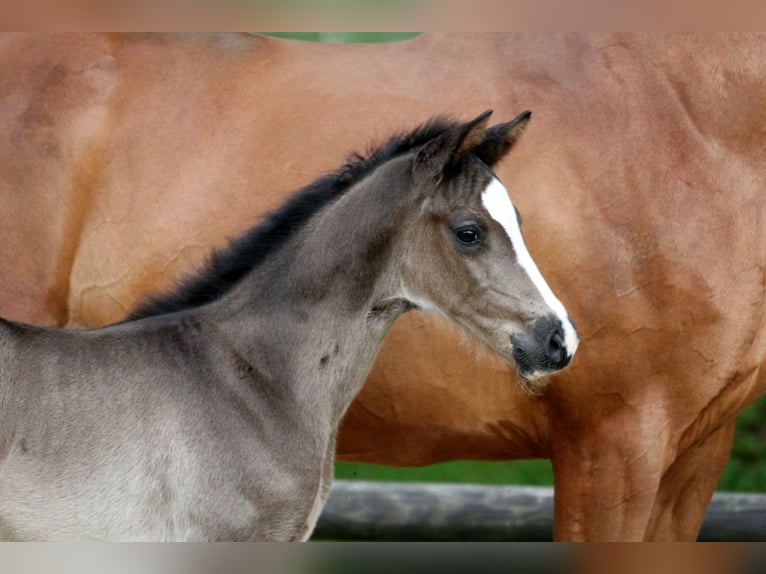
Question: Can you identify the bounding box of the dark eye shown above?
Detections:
[456,228,479,244]
[453,224,483,247]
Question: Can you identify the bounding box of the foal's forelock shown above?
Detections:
[481,177,579,356]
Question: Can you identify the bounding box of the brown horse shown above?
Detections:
[1,32,765,540]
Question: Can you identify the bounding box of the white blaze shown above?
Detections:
[481,177,579,356]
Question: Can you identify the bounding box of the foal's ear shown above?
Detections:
[414,110,493,180]
[472,110,532,168]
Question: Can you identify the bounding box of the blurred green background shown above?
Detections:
[263,32,766,494]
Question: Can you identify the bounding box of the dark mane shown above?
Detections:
[128,116,461,320]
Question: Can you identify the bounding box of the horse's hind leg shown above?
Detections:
[645,422,735,541]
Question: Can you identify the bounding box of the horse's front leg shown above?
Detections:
[645,421,735,541]
[549,413,668,541]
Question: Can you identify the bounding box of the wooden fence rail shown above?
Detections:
[312,480,766,541]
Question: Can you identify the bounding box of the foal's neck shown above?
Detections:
[208,158,414,430]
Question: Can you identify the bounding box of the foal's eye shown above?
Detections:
[453,223,483,248]
[456,228,479,244]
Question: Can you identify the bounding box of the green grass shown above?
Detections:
[335,459,554,486]
[718,394,766,492]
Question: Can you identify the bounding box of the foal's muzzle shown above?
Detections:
[511,315,575,379]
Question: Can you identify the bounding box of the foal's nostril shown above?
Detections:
[546,327,567,367]
[544,321,572,369]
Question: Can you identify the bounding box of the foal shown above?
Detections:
[0,110,576,540]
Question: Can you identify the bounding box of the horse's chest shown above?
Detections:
[298,479,326,541]
[155,476,322,541]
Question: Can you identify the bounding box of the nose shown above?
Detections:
[545,322,569,369]
[511,315,576,378]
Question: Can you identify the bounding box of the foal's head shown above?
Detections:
[396,110,578,384]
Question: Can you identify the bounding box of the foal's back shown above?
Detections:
[0,315,319,540]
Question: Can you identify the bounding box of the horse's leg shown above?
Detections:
[645,421,735,541]
[549,414,667,541]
